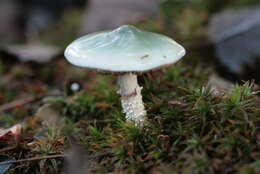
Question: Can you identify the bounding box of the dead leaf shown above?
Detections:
[0,124,22,144]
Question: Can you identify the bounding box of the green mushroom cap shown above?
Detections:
[64,25,186,73]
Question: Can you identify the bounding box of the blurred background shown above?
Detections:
[0,0,260,112]
[1,0,260,173]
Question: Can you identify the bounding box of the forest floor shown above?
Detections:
[1,0,260,173]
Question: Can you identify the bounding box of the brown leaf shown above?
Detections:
[0,124,22,144]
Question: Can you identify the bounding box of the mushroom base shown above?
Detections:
[117,73,146,125]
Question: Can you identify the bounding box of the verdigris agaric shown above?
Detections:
[64,25,185,126]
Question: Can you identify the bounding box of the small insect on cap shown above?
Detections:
[64,25,186,73]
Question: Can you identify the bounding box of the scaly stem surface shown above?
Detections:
[117,73,146,125]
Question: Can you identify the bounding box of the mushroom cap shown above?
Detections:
[64,25,186,73]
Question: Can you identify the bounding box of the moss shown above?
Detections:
[40,62,260,173]
[1,1,260,173]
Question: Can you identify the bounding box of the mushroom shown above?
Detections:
[64,25,185,126]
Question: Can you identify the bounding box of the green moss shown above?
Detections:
[1,1,260,173]
[40,62,260,173]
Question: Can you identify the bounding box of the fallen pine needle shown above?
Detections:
[0,94,62,112]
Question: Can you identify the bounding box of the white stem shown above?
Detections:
[117,73,146,125]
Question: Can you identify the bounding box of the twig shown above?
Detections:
[0,94,62,112]
[0,152,111,166]
[0,154,64,166]
[0,146,17,153]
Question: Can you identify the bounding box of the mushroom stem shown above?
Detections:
[117,73,146,125]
